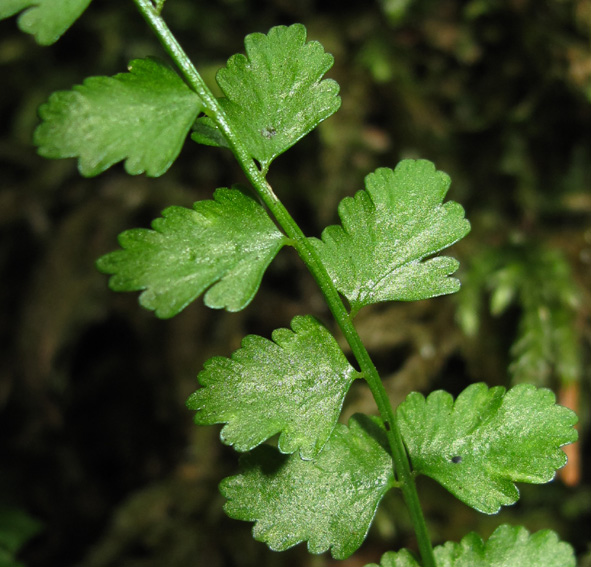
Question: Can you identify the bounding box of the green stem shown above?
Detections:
[133,2,436,565]
[132,0,278,205]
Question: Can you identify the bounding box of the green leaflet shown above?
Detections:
[191,23,341,173]
[221,414,394,560]
[96,187,288,318]
[0,0,92,45]
[310,160,471,313]
[367,525,576,567]
[187,315,360,460]
[397,383,578,514]
[35,58,203,177]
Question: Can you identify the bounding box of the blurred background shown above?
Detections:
[0,0,590,565]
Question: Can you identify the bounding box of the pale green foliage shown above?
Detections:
[35,58,203,177]
[456,245,581,386]
[187,315,360,459]
[96,187,288,317]
[366,548,421,567]
[191,23,341,173]
[378,0,415,24]
[367,525,576,567]
[397,383,578,514]
[508,249,580,386]
[310,160,471,313]
[221,415,394,560]
[0,506,43,567]
[0,0,92,44]
[454,249,501,337]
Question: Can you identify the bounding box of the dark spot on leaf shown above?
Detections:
[261,126,277,139]
[451,455,462,464]
[384,421,390,431]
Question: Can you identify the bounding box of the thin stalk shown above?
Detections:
[133,0,278,204]
[133,2,436,565]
